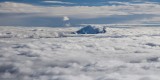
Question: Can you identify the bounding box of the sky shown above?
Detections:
[0,0,160,27]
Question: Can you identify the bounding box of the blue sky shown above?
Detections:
[0,0,160,27]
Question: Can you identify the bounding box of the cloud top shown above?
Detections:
[63,16,70,21]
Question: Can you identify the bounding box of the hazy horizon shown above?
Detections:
[0,0,160,27]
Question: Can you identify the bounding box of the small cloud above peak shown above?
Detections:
[63,16,70,21]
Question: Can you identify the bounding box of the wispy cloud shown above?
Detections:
[43,0,75,4]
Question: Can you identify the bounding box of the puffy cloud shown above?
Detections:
[63,16,70,21]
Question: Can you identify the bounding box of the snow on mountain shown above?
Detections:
[0,26,160,80]
[75,25,106,34]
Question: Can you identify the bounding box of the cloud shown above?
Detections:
[137,16,160,24]
[0,2,160,18]
[0,2,160,19]
[43,0,75,4]
[0,1,160,26]
[63,16,70,21]
[108,1,130,5]
[132,0,146,2]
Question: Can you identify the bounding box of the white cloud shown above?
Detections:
[43,1,75,4]
[63,16,70,21]
[108,1,130,5]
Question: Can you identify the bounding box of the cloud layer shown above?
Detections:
[0,2,160,18]
[0,1,160,26]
